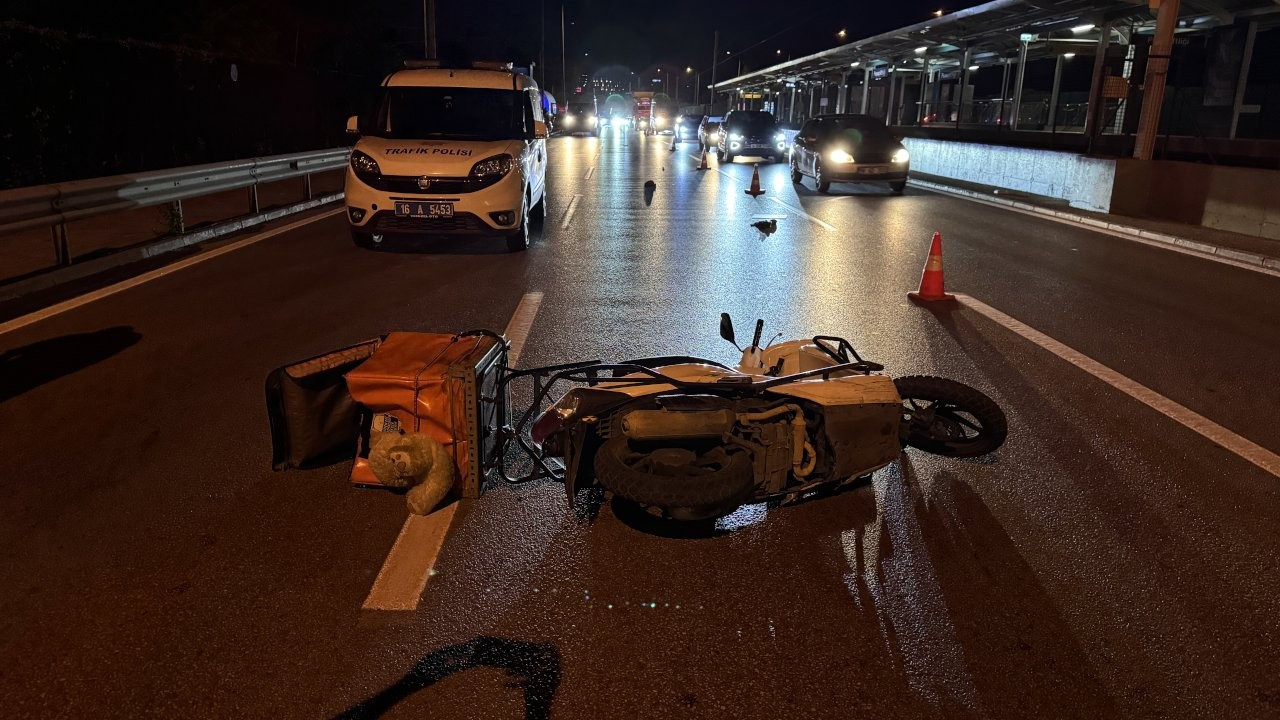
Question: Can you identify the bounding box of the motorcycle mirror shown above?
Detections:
[719,313,739,347]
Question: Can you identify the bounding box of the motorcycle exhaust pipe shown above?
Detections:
[620,409,737,441]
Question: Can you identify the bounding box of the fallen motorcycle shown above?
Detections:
[498,314,1007,521]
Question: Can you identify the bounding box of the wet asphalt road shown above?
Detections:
[1,131,1279,719]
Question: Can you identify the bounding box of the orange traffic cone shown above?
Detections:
[907,232,956,302]
[744,163,765,198]
[696,149,709,171]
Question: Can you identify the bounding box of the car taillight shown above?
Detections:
[531,392,581,450]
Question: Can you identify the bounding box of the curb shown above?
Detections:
[907,178,1279,271]
[0,193,343,303]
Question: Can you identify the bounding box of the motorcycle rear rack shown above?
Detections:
[485,355,876,485]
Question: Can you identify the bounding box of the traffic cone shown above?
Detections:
[696,149,709,171]
[908,232,955,302]
[744,163,765,198]
[669,134,677,152]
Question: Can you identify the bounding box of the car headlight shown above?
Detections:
[729,132,744,141]
[828,149,856,164]
[655,116,666,128]
[710,131,720,141]
[350,150,381,177]
[892,148,910,163]
[470,154,514,179]
[774,132,786,142]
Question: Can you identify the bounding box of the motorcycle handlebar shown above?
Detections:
[752,319,764,349]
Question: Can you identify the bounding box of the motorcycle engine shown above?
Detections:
[731,420,794,495]
[614,396,802,496]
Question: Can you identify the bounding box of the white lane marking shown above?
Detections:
[916,183,1280,280]
[0,208,343,337]
[362,292,543,611]
[502,291,542,365]
[560,194,582,229]
[361,504,459,611]
[584,166,595,180]
[955,293,1280,479]
[768,197,837,232]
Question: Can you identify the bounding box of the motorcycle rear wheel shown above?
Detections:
[593,438,754,521]
[894,375,1007,457]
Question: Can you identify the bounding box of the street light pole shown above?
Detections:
[710,30,719,113]
[423,0,438,60]
[560,4,567,102]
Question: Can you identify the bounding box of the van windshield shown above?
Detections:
[371,87,525,141]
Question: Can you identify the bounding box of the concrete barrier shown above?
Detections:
[902,137,1117,212]
[1111,159,1280,241]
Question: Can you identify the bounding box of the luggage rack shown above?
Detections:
[485,355,872,485]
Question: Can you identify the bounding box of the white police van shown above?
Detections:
[344,61,548,252]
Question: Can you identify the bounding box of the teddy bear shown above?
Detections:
[367,431,455,515]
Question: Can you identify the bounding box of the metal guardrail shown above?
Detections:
[0,148,350,266]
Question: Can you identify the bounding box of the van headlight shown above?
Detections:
[828,149,856,164]
[892,148,910,163]
[470,154,514,179]
[563,115,576,127]
[350,150,381,178]
[774,132,786,142]
[729,132,744,141]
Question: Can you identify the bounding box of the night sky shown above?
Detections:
[5,0,986,93]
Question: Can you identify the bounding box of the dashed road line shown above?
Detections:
[560,194,583,229]
[768,197,836,232]
[362,291,544,611]
[955,293,1280,479]
[584,166,595,180]
[0,208,344,336]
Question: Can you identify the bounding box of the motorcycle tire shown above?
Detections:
[593,438,754,521]
[894,375,1007,458]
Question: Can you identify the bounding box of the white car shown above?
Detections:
[344,61,548,252]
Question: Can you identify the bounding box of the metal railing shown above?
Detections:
[907,99,1091,133]
[0,148,350,268]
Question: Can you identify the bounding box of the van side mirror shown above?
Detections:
[719,313,736,345]
[346,115,361,136]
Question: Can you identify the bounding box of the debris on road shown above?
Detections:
[751,219,778,236]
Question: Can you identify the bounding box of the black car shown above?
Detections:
[716,110,786,163]
[674,115,701,144]
[558,102,599,135]
[790,114,910,194]
[698,116,723,151]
